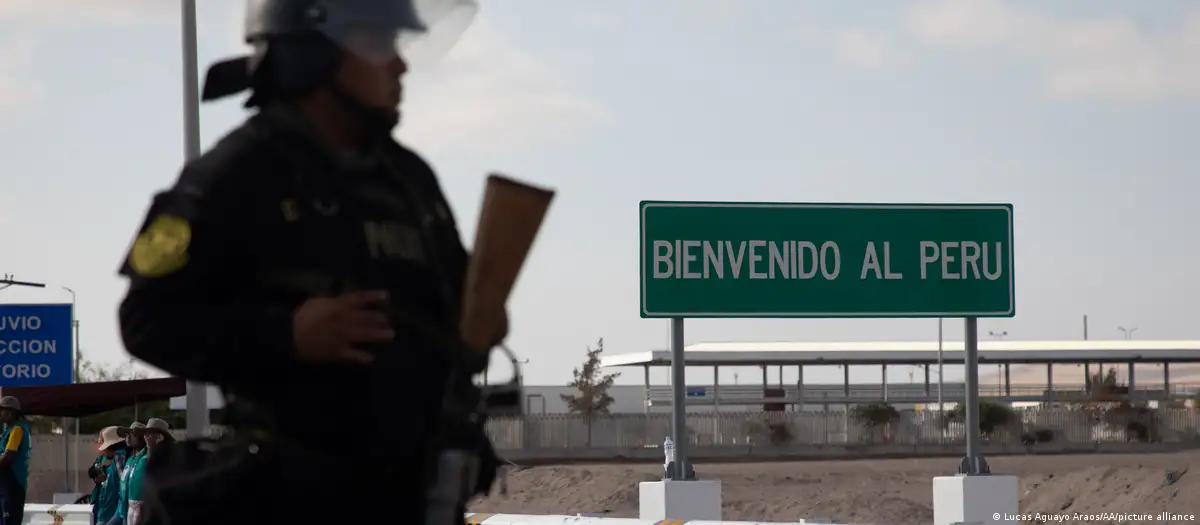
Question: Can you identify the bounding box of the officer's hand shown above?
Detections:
[292,291,394,365]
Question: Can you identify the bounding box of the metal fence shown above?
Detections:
[484,408,1200,450]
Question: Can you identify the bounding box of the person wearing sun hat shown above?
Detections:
[125,419,173,525]
[90,426,130,525]
[141,418,176,448]
[111,422,147,525]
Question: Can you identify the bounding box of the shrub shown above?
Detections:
[947,399,1016,435]
[1102,403,1159,442]
[768,423,794,445]
[741,419,794,446]
[1020,428,1055,445]
[850,402,900,429]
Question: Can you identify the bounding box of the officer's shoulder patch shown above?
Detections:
[128,214,192,278]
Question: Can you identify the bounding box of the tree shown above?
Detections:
[560,338,619,446]
[78,359,147,384]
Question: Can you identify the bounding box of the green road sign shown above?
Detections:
[639,202,1014,318]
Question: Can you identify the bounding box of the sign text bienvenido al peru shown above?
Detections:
[639,202,1014,318]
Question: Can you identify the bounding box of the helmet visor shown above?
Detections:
[305,0,478,67]
[399,0,479,68]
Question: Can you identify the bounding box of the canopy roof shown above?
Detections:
[0,378,187,417]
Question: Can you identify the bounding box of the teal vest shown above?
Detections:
[118,448,146,518]
[95,449,126,522]
[126,448,148,502]
[89,454,104,510]
[0,422,31,489]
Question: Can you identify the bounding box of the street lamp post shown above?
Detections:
[1117,326,1139,380]
[988,331,1009,390]
[61,286,81,494]
[61,287,81,382]
[1118,326,1138,340]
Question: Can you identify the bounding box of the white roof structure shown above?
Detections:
[169,384,224,410]
[599,340,1200,367]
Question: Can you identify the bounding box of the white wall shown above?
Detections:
[168,384,224,410]
[172,384,919,415]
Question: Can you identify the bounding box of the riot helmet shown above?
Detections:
[203,0,477,131]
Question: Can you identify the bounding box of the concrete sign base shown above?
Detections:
[933,474,1020,525]
[639,480,723,521]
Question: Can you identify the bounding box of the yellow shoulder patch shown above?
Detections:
[129,215,192,278]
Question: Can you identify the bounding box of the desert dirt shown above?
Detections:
[470,452,1200,524]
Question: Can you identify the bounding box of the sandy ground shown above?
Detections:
[470,452,1200,524]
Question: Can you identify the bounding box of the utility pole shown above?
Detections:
[62,286,81,494]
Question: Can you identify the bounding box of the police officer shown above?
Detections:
[117,1,501,523]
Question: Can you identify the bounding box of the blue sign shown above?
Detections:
[685,387,707,398]
[0,304,74,386]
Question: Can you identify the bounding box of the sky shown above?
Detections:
[0,0,1197,389]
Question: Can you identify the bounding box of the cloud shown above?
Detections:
[396,19,608,153]
[833,30,909,72]
[909,0,1200,100]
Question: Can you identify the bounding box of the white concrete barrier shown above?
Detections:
[24,504,92,525]
[465,513,852,525]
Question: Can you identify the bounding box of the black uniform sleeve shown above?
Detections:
[118,153,297,390]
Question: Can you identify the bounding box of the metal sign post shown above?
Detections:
[668,318,689,480]
[937,318,944,443]
[958,318,990,475]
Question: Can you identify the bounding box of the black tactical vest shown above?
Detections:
[216,108,479,452]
